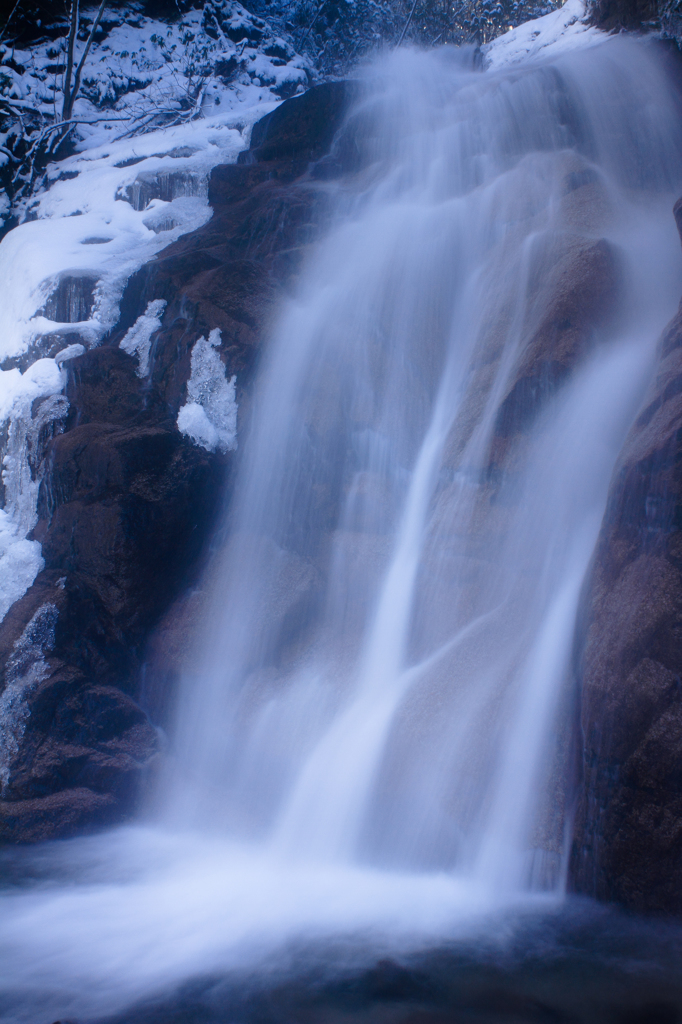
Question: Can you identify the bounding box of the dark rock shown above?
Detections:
[41,274,98,324]
[587,0,659,32]
[242,82,351,163]
[442,227,621,477]
[494,235,619,441]
[570,281,682,914]
[0,81,352,843]
[0,788,118,844]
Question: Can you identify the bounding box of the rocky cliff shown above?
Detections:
[0,81,350,842]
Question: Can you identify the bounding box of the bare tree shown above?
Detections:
[61,0,107,122]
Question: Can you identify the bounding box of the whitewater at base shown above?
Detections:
[2,32,682,1024]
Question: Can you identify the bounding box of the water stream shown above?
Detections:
[2,35,682,1024]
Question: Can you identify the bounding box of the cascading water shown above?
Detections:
[167,36,682,878]
[2,33,682,1024]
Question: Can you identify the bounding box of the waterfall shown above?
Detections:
[166,37,682,890]
[2,34,682,1024]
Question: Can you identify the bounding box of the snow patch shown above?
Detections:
[120,299,167,376]
[177,329,237,453]
[483,0,603,69]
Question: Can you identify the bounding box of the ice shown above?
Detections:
[0,125,235,365]
[0,602,58,792]
[0,360,68,622]
[120,299,167,376]
[0,518,44,628]
[54,344,86,365]
[177,328,237,452]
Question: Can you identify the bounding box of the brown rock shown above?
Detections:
[571,290,682,913]
[0,83,352,843]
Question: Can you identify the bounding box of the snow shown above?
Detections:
[177,329,238,452]
[54,344,87,364]
[0,0,312,366]
[0,3,310,149]
[0,115,253,364]
[483,0,603,69]
[120,299,167,376]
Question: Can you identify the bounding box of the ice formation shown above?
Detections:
[120,299,168,376]
[0,602,58,791]
[0,363,69,623]
[177,329,238,453]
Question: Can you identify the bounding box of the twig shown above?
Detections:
[0,0,22,46]
[301,0,326,44]
[46,114,129,132]
[398,0,419,45]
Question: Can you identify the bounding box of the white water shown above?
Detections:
[2,35,682,1024]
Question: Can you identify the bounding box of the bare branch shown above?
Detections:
[301,0,326,45]
[65,0,107,121]
[62,0,79,121]
[398,0,419,45]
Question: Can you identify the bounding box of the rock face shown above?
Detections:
[0,82,351,842]
[570,201,682,915]
[2,65,681,923]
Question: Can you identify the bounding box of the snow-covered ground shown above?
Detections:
[0,0,605,626]
[483,0,601,67]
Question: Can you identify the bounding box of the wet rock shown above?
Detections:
[119,169,208,212]
[571,287,682,914]
[41,274,98,324]
[442,229,620,477]
[243,81,351,164]
[493,236,619,441]
[0,787,118,844]
[95,906,682,1024]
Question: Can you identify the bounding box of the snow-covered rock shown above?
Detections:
[483,0,603,68]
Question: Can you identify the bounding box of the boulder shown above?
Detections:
[570,203,682,913]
